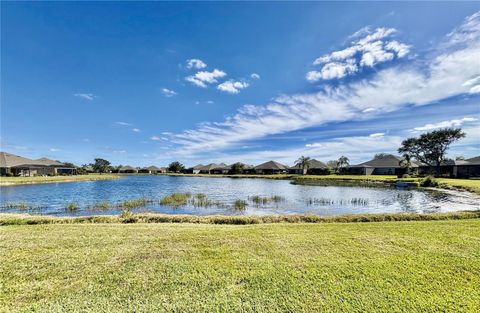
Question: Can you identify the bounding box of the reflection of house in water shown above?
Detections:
[0,152,76,176]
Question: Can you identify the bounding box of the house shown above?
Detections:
[344,154,417,176]
[183,164,204,174]
[118,165,138,173]
[418,156,480,178]
[138,166,162,174]
[254,160,288,174]
[198,163,228,174]
[228,162,255,174]
[289,159,329,175]
[34,158,76,175]
[0,152,76,176]
[211,164,231,174]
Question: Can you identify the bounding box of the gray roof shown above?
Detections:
[188,164,204,170]
[354,154,417,168]
[35,158,66,167]
[254,160,288,170]
[0,152,38,168]
[198,163,227,171]
[145,166,161,171]
[119,165,137,171]
[466,156,480,165]
[290,159,327,170]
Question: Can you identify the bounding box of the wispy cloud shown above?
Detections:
[185,69,227,88]
[132,128,141,133]
[161,88,177,97]
[217,80,249,94]
[251,73,260,79]
[151,136,161,141]
[306,27,410,81]
[186,58,207,69]
[73,93,96,101]
[115,121,132,126]
[49,148,61,152]
[168,12,480,155]
[412,117,478,132]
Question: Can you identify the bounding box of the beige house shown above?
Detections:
[0,152,76,176]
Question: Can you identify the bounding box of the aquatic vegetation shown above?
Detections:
[0,202,47,211]
[160,193,191,207]
[64,202,79,211]
[117,198,154,209]
[307,197,369,206]
[249,195,285,205]
[233,199,247,210]
[88,201,111,211]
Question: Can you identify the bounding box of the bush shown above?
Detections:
[419,176,439,187]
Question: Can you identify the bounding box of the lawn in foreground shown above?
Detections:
[1,220,479,312]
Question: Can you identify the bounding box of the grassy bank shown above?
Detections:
[1,219,479,312]
[0,174,120,186]
[1,210,479,226]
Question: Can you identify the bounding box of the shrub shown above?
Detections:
[64,202,79,211]
[419,176,439,187]
[233,200,247,210]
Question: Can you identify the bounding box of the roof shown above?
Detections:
[0,152,38,168]
[119,165,136,171]
[145,166,161,171]
[188,164,204,170]
[466,156,480,165]
[290,159,327,170]
[230,162,254,169]
[198,163,227,171]
[254,160,288,170]
[34,158,66,167]
[354,154,417,168]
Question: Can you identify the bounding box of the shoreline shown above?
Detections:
[1,210,479,226]
[0,174,120,186]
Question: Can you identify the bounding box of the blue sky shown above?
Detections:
[1,2,479,167]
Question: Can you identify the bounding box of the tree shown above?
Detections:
[295,156,311,174]
[327,160,340,174]
[230,162,245,174]
[398,128,465,176]
[399,154,412,175]
[168,161,185,173]
[92,158,111,174]
[455,155,466,161]
[338,156,349,169]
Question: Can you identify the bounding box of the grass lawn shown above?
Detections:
[0,174,120,186]
[1,219,479,312]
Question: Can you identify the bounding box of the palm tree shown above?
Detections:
[295,156,311,175]
[338,156,349,171]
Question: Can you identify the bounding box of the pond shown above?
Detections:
[0,175,478,216]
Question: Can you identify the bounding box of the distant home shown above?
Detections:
[0,152,76,176]
[183,164,204,174]
[419,156,480,178]
[211,164,231,174]
[229,162,255,174]
[254,161,288,174]
[198,163,228,174]
[289,159,329,175]
[138,166,165,174]
[118,165,137,174]
[344,154,417,176]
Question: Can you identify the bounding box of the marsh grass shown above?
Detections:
[117,198,154,209]
[249,195,285,205]
[0,210,479,226]
[159,193,191,207]
[64,202,79,212]
[307,197,369,206]
[233,199,247,210]
[0,202,47,211]
[88,201,111,211]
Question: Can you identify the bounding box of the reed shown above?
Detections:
[159,193,191,207]
[117,198,154,209]
[64,202,79,212]
[233,200,247,210]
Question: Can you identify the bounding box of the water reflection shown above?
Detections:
[0,176,478,216]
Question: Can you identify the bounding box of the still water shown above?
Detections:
[0,176,478,216]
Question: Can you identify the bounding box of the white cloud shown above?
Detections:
[115,122,132,126]
[251,73,261,79]
[73,93,95,101]
[49,148,61,152]
[217,80,249,94]
[168,11,480,156]
[186,59,207,69]
[308,27,410,81]
[412,117,478,132]
[161,88,177,97]
[151,136,161,141]
[185,69,226,88]
[132,128,141,132]
[369,132,385,138]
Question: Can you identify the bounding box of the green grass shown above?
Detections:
[0,174,120,186]
[0,219,479,312]
[159,192,192,207]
